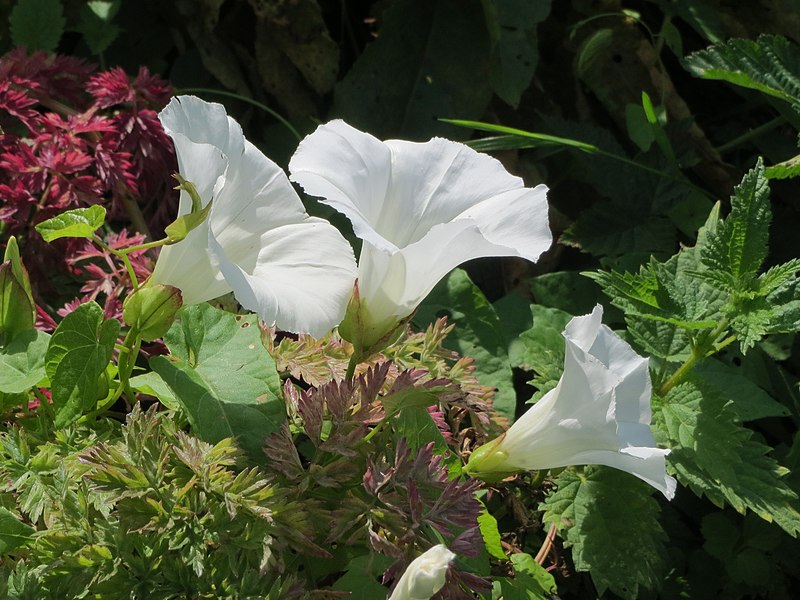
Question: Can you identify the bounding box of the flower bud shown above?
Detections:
[122,284,183,341]
[338,280,407,360]
[388,545,455,600]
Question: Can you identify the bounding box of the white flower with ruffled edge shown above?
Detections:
[149,96,357,337]
[466,305,676,499]
[388,545,455,600]
[288,121,551,354]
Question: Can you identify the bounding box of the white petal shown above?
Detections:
[159,95,244,160]
[289,120,394,251]
[212,218,356,338]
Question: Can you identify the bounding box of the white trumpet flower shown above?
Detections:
[149,96,357,337]
[466,305,676,499]
[289,121,551,353]
[388,544,455,600]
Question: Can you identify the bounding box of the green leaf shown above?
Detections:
[9,0,65,51]
[478,507,506,560]
[150,304,285,463]
[0,263,35,346]
[654,381,800,537]
[684,35,800,111]
[0,330,50,394]
[334,0,493,140]
[413,269,516,421]
[765,154,800,179]
[45,302,119,427]
[331,553,394,598]
[514,305,571,397]
[393,406,447,453]
[35,206,106,243]
[541,467,668,598]
[128,371,178,409]
[693,359,789,421]
[492,552,556,599]
[480,0,551,107]
[77,0,121,55]
[529,271,606,316]
[701,158,771,288]
[0,507,35,554]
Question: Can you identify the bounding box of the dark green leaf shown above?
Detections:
[9,0,65,51]
[77,1,121,56]
[150,304,284,463]
[654,382,800,537]
[331,553,394,598]
[334,0,493,140]
[0,507,35,554]
[393,406,447,453]
[541,467,668,598]
[684,35,800,111]
[414,269,516,420]
[45,302,119,427]
[481,0,551,107]
[35,206,106,243]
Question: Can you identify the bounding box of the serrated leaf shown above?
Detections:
[414,269,516,421]
[393,406,447,453]
[693,359,789,421]
[150,304,284,463]
[0,330,50,394]
[766,154,800,179]
[684,35,800,111]
[0,507,35,554]
[334,0,493,140]
[514,305,571,398]
[540,467,668,598]
[701,158,771,287]
[45,302,119,427]
[653,381,800,537]
[481,0,551,107]
[9,0,65,51]
[35,206,106,243]
[77,0,121,55]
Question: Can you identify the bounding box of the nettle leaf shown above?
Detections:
[514,305,571,399]
[414,269,516,421]
[541,467,668,599]
[9,0,65,52]
[0,330,50,394]
[0,507,35,554]
[693,359,789,421]
[77,0,121,56]
[35,206,106,243]
[481,0,551,107]
[45,302,119,427]
[334,0,493,140]
[701,158,771,290]
[765,153,800,180]
[653,381,800,537]
[684,34,800,112]
[150,304,285,463]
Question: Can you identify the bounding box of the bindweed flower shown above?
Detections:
[388,544,455,600]
[465,305,676,499]
[149,96,357,337]
[289,121,551,355]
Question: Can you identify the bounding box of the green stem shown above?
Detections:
[657,317,729,396]
[716,117,784,154]
[176,87,302,142]
[345,354,358,382]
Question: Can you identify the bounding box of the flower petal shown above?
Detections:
[289,120,394,251]
[211,218,357,338]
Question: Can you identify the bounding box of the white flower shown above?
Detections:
[149,96,357,337]
[466,305,676,499]
[289,121,551,352]
[388,545,455,600]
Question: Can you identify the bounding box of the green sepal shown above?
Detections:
[122,284,183,342]
[164,175,213,243]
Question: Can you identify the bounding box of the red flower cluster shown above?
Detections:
[0,49,178,321]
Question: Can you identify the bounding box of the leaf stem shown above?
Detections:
[176,87,302,141]
[657,317,729,396]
